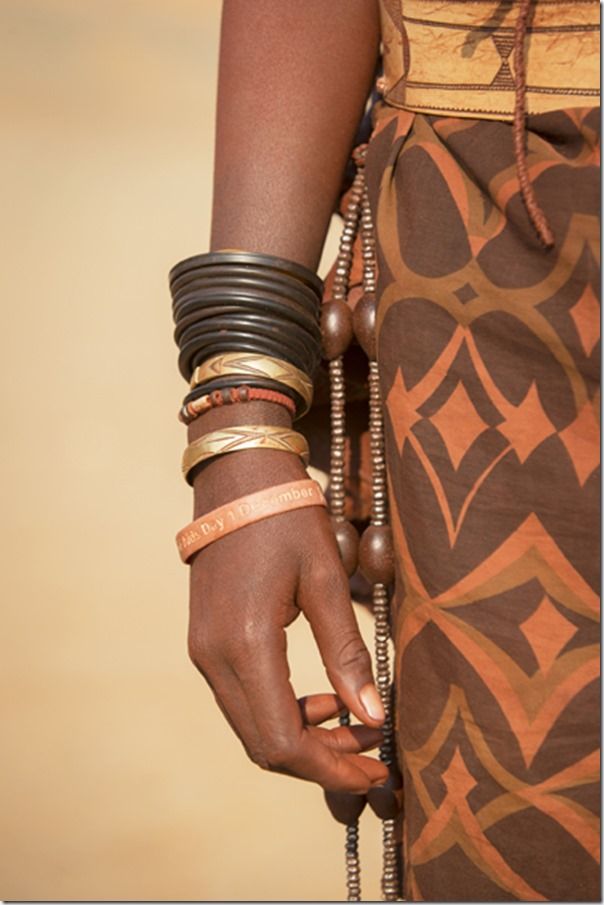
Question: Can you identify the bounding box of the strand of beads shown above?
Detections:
[321,146,402,901]
[322,161,366,902]
[355,154,401,903]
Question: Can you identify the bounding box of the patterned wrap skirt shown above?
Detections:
[363,105,600,900]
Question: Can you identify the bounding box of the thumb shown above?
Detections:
[297,553,385,728]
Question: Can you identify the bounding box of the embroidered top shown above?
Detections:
[378,0,600,120]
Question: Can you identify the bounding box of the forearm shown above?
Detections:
[188,4,379,497]
[211,0,380,269]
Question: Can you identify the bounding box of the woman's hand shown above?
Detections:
[186,402,387,792]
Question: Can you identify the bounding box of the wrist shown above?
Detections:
[191,447,310,516]
[187,398,292,442]
[186,392,309,513]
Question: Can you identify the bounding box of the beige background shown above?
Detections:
[0,1,386,900]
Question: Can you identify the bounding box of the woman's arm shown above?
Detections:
[211,0,381,267]
[187,0,387,792]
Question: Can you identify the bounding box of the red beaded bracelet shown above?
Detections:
[178,384,296,424]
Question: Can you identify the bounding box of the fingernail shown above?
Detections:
[360,684,385,723]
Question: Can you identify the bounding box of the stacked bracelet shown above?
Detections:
[176,478,326,562]
[182,424,310,484]
[171,252,323,424]
[190,352,312,412]
[179,385,296,424]
[170,252,323,387]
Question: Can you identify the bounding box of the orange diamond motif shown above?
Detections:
[559,401,600,486]
[569,285,600,358]
[519,594,578,676]
[498,382,555,463]
[442,747,477,801]
[386,367,421,453]
[430,381,488,469]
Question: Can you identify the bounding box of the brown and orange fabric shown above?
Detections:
[364,104,600,900]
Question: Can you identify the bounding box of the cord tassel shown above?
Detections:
[513,0,555,247]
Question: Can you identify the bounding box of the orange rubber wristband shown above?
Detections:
[176,478,326,563]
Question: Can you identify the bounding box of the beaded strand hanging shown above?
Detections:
[321,145,402,902]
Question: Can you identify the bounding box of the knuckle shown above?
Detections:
[247,745,270,770]
[188,619,263,669]
[264,744,297,772]
[187,634,214,675]
[313,561,345,589]
[336,631,371,673]
[220,623,264,663]
[254,735,299,772]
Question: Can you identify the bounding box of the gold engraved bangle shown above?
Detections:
[189,353,313,415]
[182,424,310,484]
[176,478,326,562]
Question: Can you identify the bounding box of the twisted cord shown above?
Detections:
[512,0,554,247]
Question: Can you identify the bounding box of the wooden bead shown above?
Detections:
[352,291,377,360]
[359,525,395,585]
[331,517,360,577]
[367,765,402,820]
[321,300,353,360]
[324,789,367,825]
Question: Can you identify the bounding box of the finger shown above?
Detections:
[294,734,389,792]
[308,723,383,754]
[345,752,389,786]
[298,692,345,725]
[297,544,385,728]
[233,623,386,791]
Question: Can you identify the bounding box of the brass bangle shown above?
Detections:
[189,352,313,416]
[182,424,310,483]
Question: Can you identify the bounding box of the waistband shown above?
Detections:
[378,0,600,121]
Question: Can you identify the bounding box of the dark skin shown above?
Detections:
[187,0,386,793]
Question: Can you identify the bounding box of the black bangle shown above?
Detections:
[169,251,324,385]
[173,292,320,342]
[174,303,316,346]
[169,251,323,298]
[171,271,319,317]
[177,314,320,368]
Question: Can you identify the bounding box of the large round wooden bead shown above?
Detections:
[367,765,402,820]
[352,291,377,360]
[321,299,353,360]
[324,789,368,825]
[331,517,360,576]
[358,525,395,585]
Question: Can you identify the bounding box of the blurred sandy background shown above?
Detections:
[0,1,385,900]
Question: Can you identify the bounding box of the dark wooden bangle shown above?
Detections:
[177,315,320,370]
[178,319,317,366]
[169,251,323,298]
[171,271,319,316]
[173,292,320,342]
[174,303,311,345]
